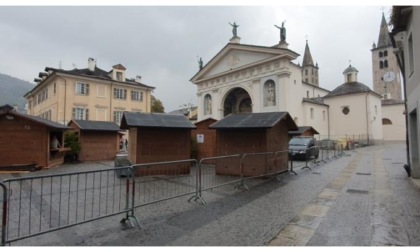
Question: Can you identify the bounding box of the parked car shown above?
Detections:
[288,136,319,160]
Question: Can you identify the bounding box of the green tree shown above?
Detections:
[151,95,165,113]
[64,131,81,162]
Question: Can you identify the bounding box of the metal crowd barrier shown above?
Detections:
[131,159,199,209]
[1,166,138,245]
[1,146,347,245]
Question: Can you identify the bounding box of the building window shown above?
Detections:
[347,73,352,82]
[305,69,308,75]
[342,106,350,115]
[384,60,388,68]
[384,50,388,57]
[131,90,143,101]
[380,61,384,69]
[76,82,89,95]
[97,85,106,98]
[408,33,414,75]
[72,107,89,120]
[116,72,123,81]
[382,118,392,125]
[310,108,314,120]
[114,88,127,100]
[113,110,124,124]
[379,51,383,57]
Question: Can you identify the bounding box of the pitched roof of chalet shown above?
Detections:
[381,99,405,106]
[194,117,218,126]
[69,120,121,131]
[0,111,70,130]
[120,112,196,129]
[302,97,328,106]
[324,82,381,98]
[289,126,319,135]
[209,112,298,130]
[190,42,300,82]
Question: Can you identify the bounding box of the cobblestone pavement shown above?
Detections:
[2,143,419,246]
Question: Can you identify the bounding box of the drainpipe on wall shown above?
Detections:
[327,105,330,140]
[110,81,113,121]
[366,92,370,145]
[56,75,67,125]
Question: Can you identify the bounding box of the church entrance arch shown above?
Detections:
[222,87,252,117]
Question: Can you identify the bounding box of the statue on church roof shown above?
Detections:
[198,57,203,70]
[229,22,239,37]
[275,22,286,42]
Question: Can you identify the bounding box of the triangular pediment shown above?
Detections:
[190,43,299,83]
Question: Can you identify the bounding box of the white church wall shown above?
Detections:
[367,94,384,143]
[302,83,330,99]
[302,102,329,137]
[325,93,371,141]
[283,64,305,122]
[382,104,406,141]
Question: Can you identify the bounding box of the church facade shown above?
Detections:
[191,16,404,144]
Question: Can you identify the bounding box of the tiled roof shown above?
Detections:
[302,40,315,67]
[120,112,196,129]
[44,67,155,89]
[209,112,298,130]
[302,97,327,106]
[289,126,319,135]
[0,111,70,129]
[324,82,374,98]
[69,120,121,131]
[381,99,405,106]
[342,65,359,74]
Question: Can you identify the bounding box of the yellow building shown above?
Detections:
[24,58,155,125]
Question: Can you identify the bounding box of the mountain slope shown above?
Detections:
[0,73,35,112]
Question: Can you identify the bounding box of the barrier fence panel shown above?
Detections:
[240,151,290,184]
[1,166,136,245]
[198,154,243,193]
[1,182,7,246]
[131,159,198,209]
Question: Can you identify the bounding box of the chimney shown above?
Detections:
[88,58,96,72]
[135,75,142,83]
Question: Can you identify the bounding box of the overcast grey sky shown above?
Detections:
[0,4,396,112]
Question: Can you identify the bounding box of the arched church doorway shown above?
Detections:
[223,87,252,117]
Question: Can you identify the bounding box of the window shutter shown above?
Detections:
[86,84,90,95]
[72,108,76,119]
[85,109,89,120]
[124,89,127,100]
[113,88,116,99]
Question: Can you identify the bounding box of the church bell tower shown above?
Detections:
[371,12,402,100]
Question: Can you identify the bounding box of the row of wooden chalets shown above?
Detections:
[0,105,318,176]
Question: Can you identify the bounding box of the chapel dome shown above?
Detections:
[342,65,359,74]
